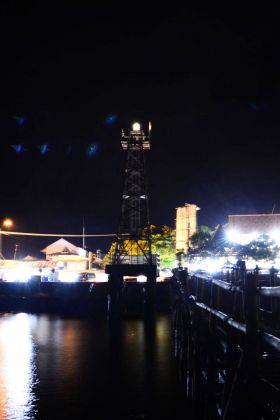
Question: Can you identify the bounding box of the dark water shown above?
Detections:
[0,312,188,420]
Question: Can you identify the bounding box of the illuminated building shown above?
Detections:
[0,238,107,282]
[224,213,280,245]
[41,238,86,260]
[175,203,200,253]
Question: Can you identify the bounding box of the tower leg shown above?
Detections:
[144,275,156,313]
[108,274,123,316]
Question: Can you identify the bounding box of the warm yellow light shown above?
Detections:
[2,218,13,228]
[132,122,141,131]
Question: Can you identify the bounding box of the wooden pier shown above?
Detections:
[0,280,171,315]
[171,266,280,419]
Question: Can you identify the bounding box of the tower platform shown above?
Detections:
[106,264,158,277]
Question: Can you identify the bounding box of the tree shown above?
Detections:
[150,225,176,268]
[102,242,116,266]
[103,225,176,269]
[238,235,279,261]
[189,225,213,252]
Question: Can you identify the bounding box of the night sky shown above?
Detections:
[1,3,280,257]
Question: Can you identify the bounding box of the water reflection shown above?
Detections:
[0,313,37,420]
[107,315,185,419]
[0,313,186,419]
[32,316,92,397]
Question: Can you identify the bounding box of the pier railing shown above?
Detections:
[172,267,280,419]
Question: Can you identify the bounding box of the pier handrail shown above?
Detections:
[258,286,280,298]
[262,331,280,352]
[212,279,243,293]
[194,299,247,333]
[172,267,280,419]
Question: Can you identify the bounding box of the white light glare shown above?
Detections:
[137,275,147,283]
[226,229,243,244]
[5,268,32,282]
[226,230,259,245]
[132,122,141,131]
[270,230,280,244]
[159,269,173,278]
[94,272,109,282]
[58,271,79,282]
[203,259,223,274]
[189,258,223,274]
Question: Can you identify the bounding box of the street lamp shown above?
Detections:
[0,218,14,258]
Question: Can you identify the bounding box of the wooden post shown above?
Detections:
[270,267,278,322]
[178,268,188,293]
[144,275,156,314]
[108,274,123,316]
[243,272,259,400]
[195,275,200,300]
[223,271,259,419]
[244,272,258,362]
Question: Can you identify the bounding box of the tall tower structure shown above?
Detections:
[176,203,200,254]
[117,121,151,250]
[106,122,158,284]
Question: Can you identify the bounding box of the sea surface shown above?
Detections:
[0,312,189,419]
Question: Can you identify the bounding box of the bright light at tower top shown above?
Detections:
[132,122,141,131]
[122,121,151,150]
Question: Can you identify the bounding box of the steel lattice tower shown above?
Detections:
[118,124,150,238]
[106,122,158,279]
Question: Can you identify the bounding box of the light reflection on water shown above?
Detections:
[0,313,186,419]
[0,313,37,420]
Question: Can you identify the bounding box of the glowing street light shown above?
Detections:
[0,218,14,258]
[3,218,13,229]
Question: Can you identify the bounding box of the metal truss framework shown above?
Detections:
[112,123,153,267]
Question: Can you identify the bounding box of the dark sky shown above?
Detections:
[1,2,280,257]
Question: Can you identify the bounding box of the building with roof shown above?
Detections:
[224,214,280,234]
[41,238,86,260]
[0,238,106,282]
[223,213,280,245]
[39,238,88,274]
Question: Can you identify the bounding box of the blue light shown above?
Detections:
[13,116,26,126]
[104,114,117,125]
[38,144,49,155]
[11,144,24,154]
[86,144,98,157]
